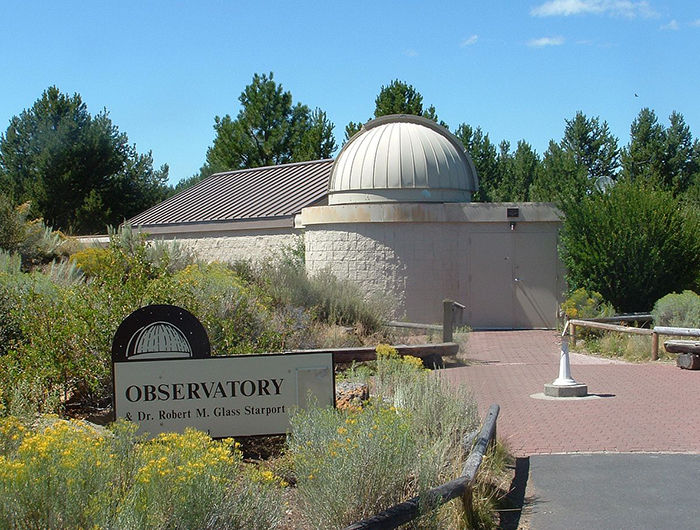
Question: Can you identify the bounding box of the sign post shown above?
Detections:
[112,305,334,437]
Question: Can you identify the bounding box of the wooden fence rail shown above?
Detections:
[344,403,500,530]
[568,319,700,361]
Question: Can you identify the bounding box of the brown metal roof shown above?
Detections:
[128,159,333,227]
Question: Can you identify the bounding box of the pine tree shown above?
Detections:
[194,73,336,182]
[0,86,169,234]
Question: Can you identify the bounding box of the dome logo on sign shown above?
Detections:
[126,321,193,359]
[112,305,210,363]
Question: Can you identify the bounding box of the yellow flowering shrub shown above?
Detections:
[121,428,239,528]
[0,418,117,528]
[375,343,399,359]
[0,415,27,455]
[401,354,426,371]
[70,247,112,277]
[562,288,614,320]
[0,419,283,529]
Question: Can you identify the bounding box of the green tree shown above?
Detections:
[530,140,588,202]
[621,108,699,195]
[530,112,619,203]
[196,72,336,182]
[374,79,430,118]
[561,111,619,182]
[455,123,498,201]
[344,121,364,143]
[294,108,337,162]
[343,80,444,145]
[491,140,540,202]
[0,86,169,234]
[560,180,700,312]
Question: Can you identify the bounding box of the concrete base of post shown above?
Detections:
[544,382,588,397]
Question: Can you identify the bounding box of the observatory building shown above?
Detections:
[129,115,563,328]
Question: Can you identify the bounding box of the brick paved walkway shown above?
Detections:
[443,331,700,456]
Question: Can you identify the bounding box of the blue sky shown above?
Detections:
[1,1,698,185]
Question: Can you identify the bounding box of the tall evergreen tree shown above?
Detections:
[455,123,498,201]
[0,86,169,234]
[530,140,588,202]
[343,80,444,145]
[294,108,337,162]
[621,108,699,195]
[530,112,619,202]
[561,111,619,182]
[374,79,428,118]
[343,121,364,143]
[194,73,336,183]
[492,140,539,202]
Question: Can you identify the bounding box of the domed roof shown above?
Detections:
[329,115,478,205]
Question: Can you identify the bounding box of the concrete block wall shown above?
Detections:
[159,228,300,264]
[305,223,468,323]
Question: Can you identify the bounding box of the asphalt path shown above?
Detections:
[526,453,700,529]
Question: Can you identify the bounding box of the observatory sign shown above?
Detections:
[112,305,334,437]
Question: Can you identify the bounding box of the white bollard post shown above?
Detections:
[544,328,588,397]
[552,337,577,386]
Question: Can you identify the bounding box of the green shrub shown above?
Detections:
[0,226,302,413]
[0,197,71,269]
[652,290,700,328]
[261,261,390,333]
[560,180,700,312]
[581,333,659,362]
[289,357,480,529]
[0,250,21,274]
[0,195,26,252]
[289,402,419,528]
[151,263,288,354]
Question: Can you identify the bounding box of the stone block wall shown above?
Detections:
[305,223,468,323]
[159,228,300,264]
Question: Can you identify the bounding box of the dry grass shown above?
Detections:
[575,332,673,362]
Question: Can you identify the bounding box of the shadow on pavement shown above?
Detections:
[499,457,533,530]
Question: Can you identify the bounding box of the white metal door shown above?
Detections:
[468,232,514,329]
[468,229,558,329]
[513,231,558,329]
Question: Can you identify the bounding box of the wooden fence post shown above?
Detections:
[443,300,454,343]
[569,323,576,346]
[651,332,659,361]
[462,486,475,528]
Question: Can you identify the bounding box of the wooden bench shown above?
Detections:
[664,340,700,370]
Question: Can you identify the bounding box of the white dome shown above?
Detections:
[329,115,478,205]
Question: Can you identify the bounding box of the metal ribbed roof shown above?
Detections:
[128,159,333,227]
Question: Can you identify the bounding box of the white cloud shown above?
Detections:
[404,49,418,57]
[528,36,565,47]
[690,19,700,27]
[531,0,657,18]
[461,35,479,47]
[660,19,679,30]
